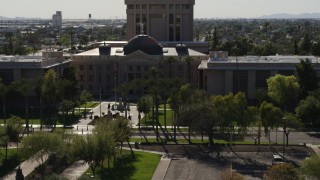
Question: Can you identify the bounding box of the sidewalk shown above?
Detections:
[3,154,48,180]
[60,161,89,180]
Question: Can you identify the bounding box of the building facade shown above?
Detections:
[125,0,195,42]
[52,11,62,29]
[0,51,71,85]
[71,35,207,97]
[198,52,320,100]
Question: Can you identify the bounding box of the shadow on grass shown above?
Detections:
[0,156,21,177]
[95,153,138,180]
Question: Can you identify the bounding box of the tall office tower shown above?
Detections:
[125,0,195,41]
[52,11,62,29]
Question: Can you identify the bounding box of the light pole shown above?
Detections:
[282,117,287,159]
[275,128,278,144]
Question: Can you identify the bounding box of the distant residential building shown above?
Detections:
[52,11,62,29]
[125,0,195,42]
[198,52,320,100]
[0,51,71,84]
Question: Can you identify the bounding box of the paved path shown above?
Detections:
[3,154,48,180]
[152,156,171,180]
[60,161,89,180]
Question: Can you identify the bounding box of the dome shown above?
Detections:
[123,35,163,55]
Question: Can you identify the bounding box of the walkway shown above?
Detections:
[60,161,89,180]
[3,154,48,180]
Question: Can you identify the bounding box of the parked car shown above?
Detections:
[272,154,284,165]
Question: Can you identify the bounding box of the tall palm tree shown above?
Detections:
[162,56,176,79]
[183,55,194,83]
[11,79,35,134]
[115,83,132,119]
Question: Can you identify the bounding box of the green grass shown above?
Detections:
[140,110,174,126]
[158,104,171,109]
[79,102,99,108]
[0,148,27,177]
[81,150,161,180]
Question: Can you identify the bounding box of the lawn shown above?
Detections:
[79,102,100,108]
[140,110,174,126]
[0,148,27,177]
[80,150,161,180]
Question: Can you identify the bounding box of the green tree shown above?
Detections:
[281,112,302,146]
[295,59,319,98]
[21,131,64,172]
[183,55,194,82]
[11,78,35,134]
[293,40,299,55]
[300,32,312,54]
[267,74,300,110]
[0,126,9,160]
[300,155,320,179]
[41,69,59,126]
[162,57,176,79]
[71,134,101,176]
[264,163,299,180]
[295,95,320,125]
[259,101,283,143]
[137,95,152,130]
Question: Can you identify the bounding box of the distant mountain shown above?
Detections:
[259,13,320,19]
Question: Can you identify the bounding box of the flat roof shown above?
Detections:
[75,47,207,57]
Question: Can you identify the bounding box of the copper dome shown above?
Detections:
[123,35,163,55]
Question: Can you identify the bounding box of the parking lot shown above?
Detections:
[137,144,313,180]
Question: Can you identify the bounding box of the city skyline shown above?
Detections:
[0,0,320,19]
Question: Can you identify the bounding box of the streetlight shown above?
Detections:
[275,128,278,144]
[282,117,287,159]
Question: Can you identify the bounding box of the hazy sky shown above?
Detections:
[1,0,320,19]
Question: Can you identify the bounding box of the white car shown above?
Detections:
[272,154,284,165]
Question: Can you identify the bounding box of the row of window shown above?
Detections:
[128,4,190,10]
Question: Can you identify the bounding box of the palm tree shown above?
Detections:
[183,55,194,82]
[0,81,9,124]
[11,79,35,134]
[115,83,132,119]
[162,56,176,79]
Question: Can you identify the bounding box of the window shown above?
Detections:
[128,5,134,9]
[89,85,92,90]
[169,4,174,9]
[144,66,149,72]
[89,75,93,81]
[136,5,140,9]
[176,26,181,41]
[150,4,165,9]
[107,65,111,70]
[182,4,190,9]
[169,14,174,24]
[89,65,93,70]
[80,65,83,70]
[80,75,84,81]
[176,16,181,25]
[142,4,147,9]
[176,4,180,10]
[136,66,141,72]
[129,65,134,71]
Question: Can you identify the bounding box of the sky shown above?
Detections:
[1,0,320,19]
